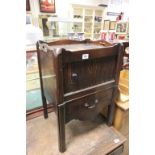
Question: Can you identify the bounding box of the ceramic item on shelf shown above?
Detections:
[77,32,84,40]
[67,32,75,40]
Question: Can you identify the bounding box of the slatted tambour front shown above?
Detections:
[63,56,117,93]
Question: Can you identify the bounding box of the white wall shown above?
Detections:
[68,0,108,6]
[28,0,129,25]
[106,0,129,21]
[121,0,129,21]
[29,0,109,19]
[55,0,109,18]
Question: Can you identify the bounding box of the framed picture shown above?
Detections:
[109,21,116,30]
[39,0,55,13]
[115,22,129,34]
[103,20,110,30]
[26,0,31,11]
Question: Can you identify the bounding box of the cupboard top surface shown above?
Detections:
[48,43,107,52]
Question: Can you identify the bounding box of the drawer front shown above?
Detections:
[65,88,113,122]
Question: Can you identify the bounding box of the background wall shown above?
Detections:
[28,0,129,26]
[107,0,129,20]
[29,0,109,18]
[55,0,108,18]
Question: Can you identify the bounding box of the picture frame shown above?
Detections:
[103,20,110,30]
[26,0,31,11]
[109,21,116,30]
[115,22,129,34]
[39,0,55,13]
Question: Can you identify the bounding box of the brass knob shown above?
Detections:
[84,102,89,107]
[72,73,78,81]
[95,99,98,104]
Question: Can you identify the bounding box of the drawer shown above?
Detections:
[65,88,113,122]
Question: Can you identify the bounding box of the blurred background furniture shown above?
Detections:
[114,69,129,155]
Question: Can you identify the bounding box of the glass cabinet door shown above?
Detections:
[26,52,42,110]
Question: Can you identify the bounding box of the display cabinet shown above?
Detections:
[39,15,83,41]
[71,4,107,40]
[38,4,108,41]
[26,51,42,111]
[26,48,55,120]
[93,10,103,39]
[72,7,83,33]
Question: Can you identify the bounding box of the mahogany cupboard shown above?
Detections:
[36,39,124,152]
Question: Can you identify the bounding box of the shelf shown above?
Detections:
[84,22,92,24]
[73,14,83,16]
[72,4,105,40]
[85,15,93,17]
[73,22,83,25]
[94,27,101,28]
[94,22,102,24]
[72,19,83,23]
[48,17,83,23]
[73,15,83,19]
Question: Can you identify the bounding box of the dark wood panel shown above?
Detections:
[65,88,113,122]
[37,49,57,107]
[47,39,113,47]
[64,80,115,101]
[63,56,117,93]
[62,46,118,64]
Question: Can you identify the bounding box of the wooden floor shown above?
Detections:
[26,112,127,155]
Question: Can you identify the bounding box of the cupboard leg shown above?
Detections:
[107,102,115,126]
[42,95,48,119]
[57,105,66,152]
[107,87,118,126]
